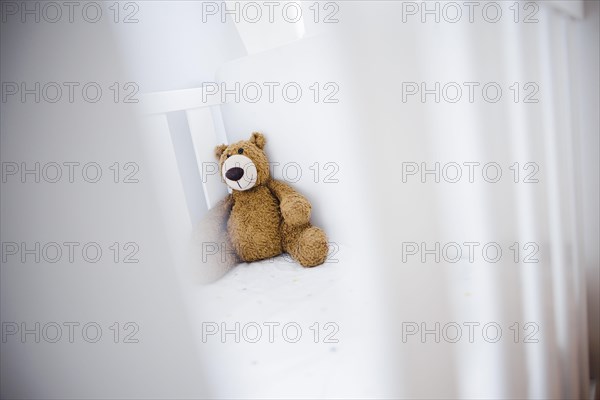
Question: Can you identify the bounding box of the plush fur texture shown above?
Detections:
[212,132,328,267]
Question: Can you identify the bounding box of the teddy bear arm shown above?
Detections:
[216,194,234,214]
[203,195,233,228]
[194,194,240,268]
[267,179,311,226]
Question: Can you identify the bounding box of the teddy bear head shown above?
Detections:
[214,132,270,192]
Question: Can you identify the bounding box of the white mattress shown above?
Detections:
[187,246,391,398]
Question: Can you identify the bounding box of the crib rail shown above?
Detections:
[138,86,228,226]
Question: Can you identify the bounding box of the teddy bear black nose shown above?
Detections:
[225,167,244,181]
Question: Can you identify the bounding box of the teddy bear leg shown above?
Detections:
[284,225,329,267]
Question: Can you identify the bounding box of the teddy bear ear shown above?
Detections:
[214,144,227,159]
[250,132,266,149]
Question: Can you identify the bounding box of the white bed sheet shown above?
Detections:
[187,246,389,398]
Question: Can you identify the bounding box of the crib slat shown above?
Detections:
[186,107,229,209]
[140,113,193,233]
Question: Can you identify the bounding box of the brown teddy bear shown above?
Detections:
[211,132,329,267]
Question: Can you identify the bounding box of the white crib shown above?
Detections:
[130,1,598,398]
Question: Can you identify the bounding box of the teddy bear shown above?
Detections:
[209,132,329,268]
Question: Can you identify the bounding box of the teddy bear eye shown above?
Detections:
[238,148,244,154]
[226,154,231,158]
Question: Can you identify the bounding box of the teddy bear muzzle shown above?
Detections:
[222,154,258,191]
